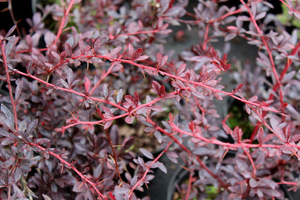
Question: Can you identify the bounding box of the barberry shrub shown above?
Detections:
[0,0,300,199]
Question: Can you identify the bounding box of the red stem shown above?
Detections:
[53,0,76,45]
[279,0,300,16]
[241,0,284,106]
[7,0,21,37]
[279,41,300,82]
[34,46,282,115]
[195,156,228,188]
[105,129,122,184]
[89,62,115,96]
[184,170,193,200]
[109,29,161,40]
[251,39,300,143]
[203,24,209,50]
[1,40,18,130]
[243,147,256,176]
[168,0,175,10]
[29,142,106,200]
[129,142,172,197]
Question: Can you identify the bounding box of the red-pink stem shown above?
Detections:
[209,7,245,23]
[195,156,228,188]
[111,57,279,113]
[203,24,209,50]
[105,129,122,183]
[109,29,161,40]
[184,169,193,200]
[1,40,18,130]
[13,69,125,111]
[251,40,300,142]
[53,0,76,45]
[128,142,172,197]
[240,0,284,106]
[279,41,300,82]
[29,142,106,200]
[148,119,228,188]
[89,62,115,96]
[42,50,282,115]
[7,0,21,37]
[169,120,285,150]
[279,0,300,16]
[242,147,256,176]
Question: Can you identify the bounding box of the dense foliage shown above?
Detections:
[0,0,300,199]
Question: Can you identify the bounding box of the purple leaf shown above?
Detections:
[263,134,274,143]
[14,167,22,182]
[257,51,271,69]
[125,115,135,124]
[102,106,113,117]
[236,158,248,171]
[44,32,56,46]
[117,89,123,103]
[161,55,168,67]
[156,53,168,67]
[291,134,300,142]
[135,55,149,61]
[260,188,281,197]
[193,147,215,156]
[64,43,72,57]
[177,63,186,75]
[104,120,113,129]
[110,125,119,145]
[140,148,153,159]
[154,131,163,143]
[132,48,143,60]
[84,77,91,92]
[26,119,39,135]
[249,178,258,188]
[5,25,16,37]
[166,151,178,163]
[151,81,161,95]
[128,43,134,57]
[60,79,69,88]
[15,80,23,100]
[257,127,264,144]
[109,47,123,57]
[0,104,14,129]
[140,120,154,127]
[249,96,258,102]
[12,184,26,198]
[158,85,166,97]
[72,182,87,193]
[157,162,167,174]
[103,84,108,98]
[93,38,102,53]
[225,33,236,41]
[5,39,15,56]
[255,11,266,20]
[162,121,171,132]
[273,127,286,141]
[42,194,52,200]
[145,175,155,182]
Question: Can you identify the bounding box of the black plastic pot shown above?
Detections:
[282,184,300,200]
[166,167,189,200]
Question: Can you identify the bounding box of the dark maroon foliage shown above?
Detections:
[0,0,300,199]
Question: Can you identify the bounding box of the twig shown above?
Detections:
[105,129,122,184]
[1,40,18,130]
